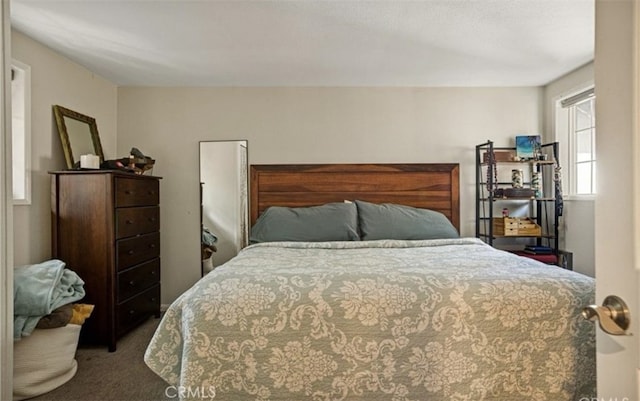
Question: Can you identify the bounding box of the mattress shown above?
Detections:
[145,238,595,400]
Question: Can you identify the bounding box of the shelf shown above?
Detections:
[477,233,557,240]
[479,160,556,166]
[479,181,535,186]
[476,140,560,252]
[479,197,555,201]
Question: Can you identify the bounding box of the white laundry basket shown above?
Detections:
[13,323,81,400]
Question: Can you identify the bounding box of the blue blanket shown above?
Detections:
[14,259,85,339]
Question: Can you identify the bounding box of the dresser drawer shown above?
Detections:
[118,258,160,302]
[116,206,160,239]
[115,177,159,207]
[117,284,160,336]
[116,232,160,271]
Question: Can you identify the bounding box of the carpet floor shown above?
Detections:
[29,317,171,401]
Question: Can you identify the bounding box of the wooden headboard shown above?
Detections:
[250,163,460,231]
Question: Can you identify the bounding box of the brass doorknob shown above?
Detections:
[582,295,631,336]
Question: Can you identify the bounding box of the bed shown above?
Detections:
[145,163,595,401]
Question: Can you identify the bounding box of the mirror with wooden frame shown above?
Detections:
[53,105,104,169]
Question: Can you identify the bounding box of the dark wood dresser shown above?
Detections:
[50,170,161,351]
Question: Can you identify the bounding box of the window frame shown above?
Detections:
[568,96,596,196]
[555,86,596,200]
[11,59,31,205]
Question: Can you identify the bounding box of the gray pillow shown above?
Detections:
[355,200,459,240]
[249,202,360,243]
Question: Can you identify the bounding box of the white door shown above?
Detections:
[593,0,639,399]
[0,1,13,399]
[0,1,12,400]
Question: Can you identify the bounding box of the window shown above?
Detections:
[569,97,596,194]
[556,87,596,196]
[11,60,30,205]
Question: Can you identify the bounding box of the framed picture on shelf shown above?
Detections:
[515,135,541,160]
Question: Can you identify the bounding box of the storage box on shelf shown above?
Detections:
[511,251,558,265]
[493,217,542,237]
[482,150,515,163]
[475,140,564,267]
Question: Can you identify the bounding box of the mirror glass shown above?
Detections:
[199,140,248,276]
[53,105,104,169]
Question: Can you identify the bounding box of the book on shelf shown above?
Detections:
[523,245,553,254]
[512,250,558,265]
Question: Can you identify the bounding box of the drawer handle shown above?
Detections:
[148,191,155,195]
[149,244,156,249]
[125,190,132,195]
[150,270,156,276]
[129,280,135,286]
[127,250,135,255]
[126,220,134,225]
[129,310,136,315]
[148,217,156,222]
[151,297,157,302]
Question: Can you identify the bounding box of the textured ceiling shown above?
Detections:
[11,0,594,87]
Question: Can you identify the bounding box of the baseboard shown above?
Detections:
[160,304,170,312]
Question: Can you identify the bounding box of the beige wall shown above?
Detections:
[11,30,118,266]
[118,86,544,303]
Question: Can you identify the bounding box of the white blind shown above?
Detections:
[561,87,595,108]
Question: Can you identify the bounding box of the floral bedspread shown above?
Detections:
[144,238,595,401]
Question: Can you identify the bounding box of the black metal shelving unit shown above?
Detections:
[475,140,561,260]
